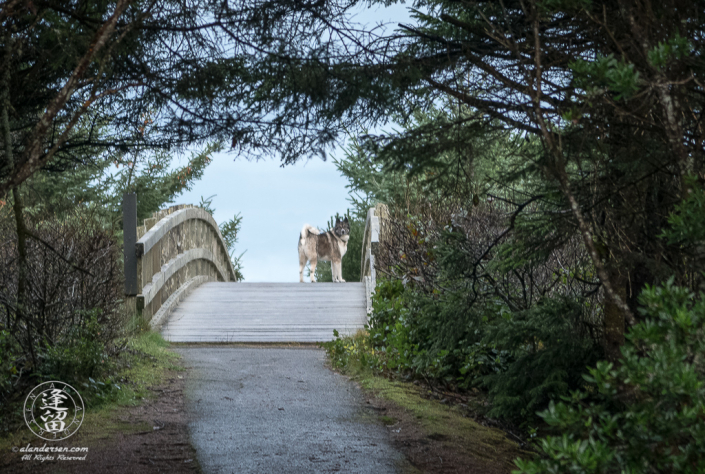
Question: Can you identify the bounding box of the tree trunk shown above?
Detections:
[603,268,626,363]
[2,34,29,353]
[10,187,28,315]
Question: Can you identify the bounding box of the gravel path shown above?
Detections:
[177,347,404,473]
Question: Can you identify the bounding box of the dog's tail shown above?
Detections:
[299,224,319,246]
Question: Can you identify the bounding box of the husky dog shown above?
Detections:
[298,217,350,283]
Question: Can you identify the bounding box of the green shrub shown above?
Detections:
[661,177,705,245]
[326,275,603,433]
[514,279,705,474]
[367,278,601,423]
[323,329,376,370]
[480,297,602,425]
[367,279,418,371]
[323,279,423,374]
[0,330,21,396]
[40,310,109,380]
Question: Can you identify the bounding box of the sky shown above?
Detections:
[176,3,412,282]
[178,155,351,282]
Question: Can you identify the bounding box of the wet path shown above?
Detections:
[177,347,403,473]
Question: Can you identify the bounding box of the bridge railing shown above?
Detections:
[122,194,237,327]
[361,203,388,313]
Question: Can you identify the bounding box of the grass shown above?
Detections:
[0,327,182,451]
[323,331,530,471]
[359,374,521,463]
[379,415,398,426]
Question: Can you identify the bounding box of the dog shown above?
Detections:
[298,217,350,283]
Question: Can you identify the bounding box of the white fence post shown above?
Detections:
[361,204,386,314]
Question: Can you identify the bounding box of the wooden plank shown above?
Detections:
[161,282,368,343]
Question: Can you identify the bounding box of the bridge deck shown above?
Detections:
[161,282,367,343]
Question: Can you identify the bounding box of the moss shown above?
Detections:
[334,358,529,471]
[362,376,516,459]
[379,415,398,426]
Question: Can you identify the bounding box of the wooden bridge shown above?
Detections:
[122,195,387,342]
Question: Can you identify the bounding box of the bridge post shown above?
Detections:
[123,193,138,296]
[361,204,388,313]
[122,193,138,316]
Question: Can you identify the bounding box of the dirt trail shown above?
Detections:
[0,371,199,474]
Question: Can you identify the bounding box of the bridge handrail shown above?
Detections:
[361,203,388,313]
[136,206,235,273]
[139,248,230,305]
[123,196,237,325]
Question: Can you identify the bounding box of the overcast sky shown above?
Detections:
[177,156,350,281]
[177,3,411,282]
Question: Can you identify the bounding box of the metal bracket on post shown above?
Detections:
[123,193,138,296]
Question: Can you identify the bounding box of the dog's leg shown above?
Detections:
[337,262,346,283]
[309,256,317,283]
[298,248,306,283]
[333,261,344,282]
[338,261,345,283]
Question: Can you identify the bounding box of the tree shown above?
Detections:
[197,194,245,281]
[514,279,705,474]
[3,1,703,362]
[1,0,384,332]
[0,0,402,195]
[326,0,705,361]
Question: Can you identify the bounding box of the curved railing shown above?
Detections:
[361,203,388,313]
[123,195,237,327]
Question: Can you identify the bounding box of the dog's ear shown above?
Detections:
[335,216,340,223]
[344,217,349,222]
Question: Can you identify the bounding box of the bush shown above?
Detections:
[514,279,705,474]
[324,329,376,370]
[39,310,109,380]
[480,297,602,425]
[363,277,602,425]
[0,206,127,402]
[324,279,424,375]
[367,279,416,370]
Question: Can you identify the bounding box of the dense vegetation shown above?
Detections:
[325,106,705,471]
[2,0,704,471]
[318,2,705,471]
[0,140,243,428]
[326,110,605,419]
